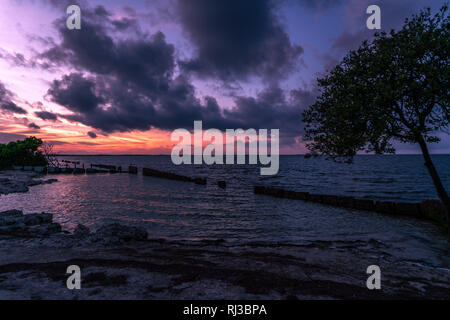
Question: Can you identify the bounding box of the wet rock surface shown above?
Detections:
[0,208,449,300]
[0,210,60,237]
[73,224,90,237]
[90,223,149,244]
[0,171,58,195]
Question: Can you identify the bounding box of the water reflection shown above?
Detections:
[0,155,449,268]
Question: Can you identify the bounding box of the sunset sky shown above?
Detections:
[0,0,448,154]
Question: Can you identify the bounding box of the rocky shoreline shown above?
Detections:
[0,171,449,299]
[0,171,57,195]
[0,208,449,299]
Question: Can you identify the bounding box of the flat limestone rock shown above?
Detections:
[0,171,58,195]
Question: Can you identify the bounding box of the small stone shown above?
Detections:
[194,178,207,185]
[24,214,42,226]
[23,213,53,226]
[0,210,23,217]
[27,180,42,187]
[43,179,58,184]
[0,217,20,227]
[28,223,62,236]
[0,223,27,235]
[74,224,90,237]
[95,223,148,242]
[39,213,53,224]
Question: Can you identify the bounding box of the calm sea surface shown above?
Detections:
[1,155,449,267]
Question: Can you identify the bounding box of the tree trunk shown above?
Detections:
[418,136,450,228]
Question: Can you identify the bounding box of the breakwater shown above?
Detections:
[253,186,448,227]
[9,164,207,185]
[142,167,206,185]
[7,164,447,228]
[128,166,138,174]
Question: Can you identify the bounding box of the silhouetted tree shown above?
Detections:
[0,136,47,169]
[303,6,449,223]
[42,142,61,167]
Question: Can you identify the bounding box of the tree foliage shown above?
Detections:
[0,136,48,169]
[303,5,449,161]
[303,6,449,222]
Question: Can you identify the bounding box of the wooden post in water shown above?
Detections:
[128,166,138,174]
[218,181,226,189]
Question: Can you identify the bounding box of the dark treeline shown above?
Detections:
[0,137,47,170]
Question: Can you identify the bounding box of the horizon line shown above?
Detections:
[56,153,450,156]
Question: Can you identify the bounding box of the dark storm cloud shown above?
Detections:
[148,75,238,130]
[47,73,104,114]
[28,123,41,130]
[35,111,58,121]
[39,7,231,133]
[0,81,27,115]
[40,7,175,95]
[0,102,27,115]
[47,71,313,142]
[46,73,235,132]
[40,4,311,141]
[111,17,140,31]
[224,86,317,144]
[87,131,97,139]
[47,73,155,132]
[176,0,303,81]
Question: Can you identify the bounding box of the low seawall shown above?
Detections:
[128,166,138,174]
[254,186,448,228]
[142,167,206,185]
